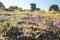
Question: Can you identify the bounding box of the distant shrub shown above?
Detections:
[49,4,59,11]
[36,8,40,11]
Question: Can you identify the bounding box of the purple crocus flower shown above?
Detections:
[34,16,39,23]
[26,17,30,24]
[57,21,60,26]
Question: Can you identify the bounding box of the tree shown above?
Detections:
[0,2,5,9]
[49,4,59,11]
[30,3,36,11]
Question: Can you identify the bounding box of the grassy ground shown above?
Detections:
[0,10,60,40]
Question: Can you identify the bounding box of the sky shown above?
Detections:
[0,0,60,11]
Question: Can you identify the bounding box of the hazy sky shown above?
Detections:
[0,0,60,11]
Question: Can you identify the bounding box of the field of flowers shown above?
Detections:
[0,10,60,40]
